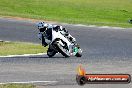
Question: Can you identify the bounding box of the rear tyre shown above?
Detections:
[75,49,82,57]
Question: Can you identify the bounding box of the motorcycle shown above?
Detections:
[38,27,82,57]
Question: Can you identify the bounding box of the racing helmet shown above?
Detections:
[37,22,48,29]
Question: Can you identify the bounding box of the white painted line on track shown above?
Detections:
[62,23,127,29]
[0,40,46,58]
[0,81,58,85]
[98,26,125,29]
[0,53,46,58]
[99,26,111,28]
[74,24,126,29]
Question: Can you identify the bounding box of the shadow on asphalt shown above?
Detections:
[29,56,66,59]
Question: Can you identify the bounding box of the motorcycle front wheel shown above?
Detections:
[47,48,56,57]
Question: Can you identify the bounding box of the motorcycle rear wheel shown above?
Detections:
[75,49,82,57]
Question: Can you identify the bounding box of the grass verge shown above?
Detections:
[0,0,132,28]
[0,84,35,88]
[0,41,47,56]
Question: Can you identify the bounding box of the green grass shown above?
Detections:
[0,41,47,56]
[0,84,35,88]
[0,0,132,27]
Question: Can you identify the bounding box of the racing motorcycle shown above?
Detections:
[38,27,82,58]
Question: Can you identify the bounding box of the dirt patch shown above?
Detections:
[1,16,58,24]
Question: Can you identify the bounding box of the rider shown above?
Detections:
[37,22,48,47]
[37,22,76,47]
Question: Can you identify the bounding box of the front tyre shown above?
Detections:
[47,48,56,57]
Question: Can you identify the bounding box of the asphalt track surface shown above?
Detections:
[0,18,132,88]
